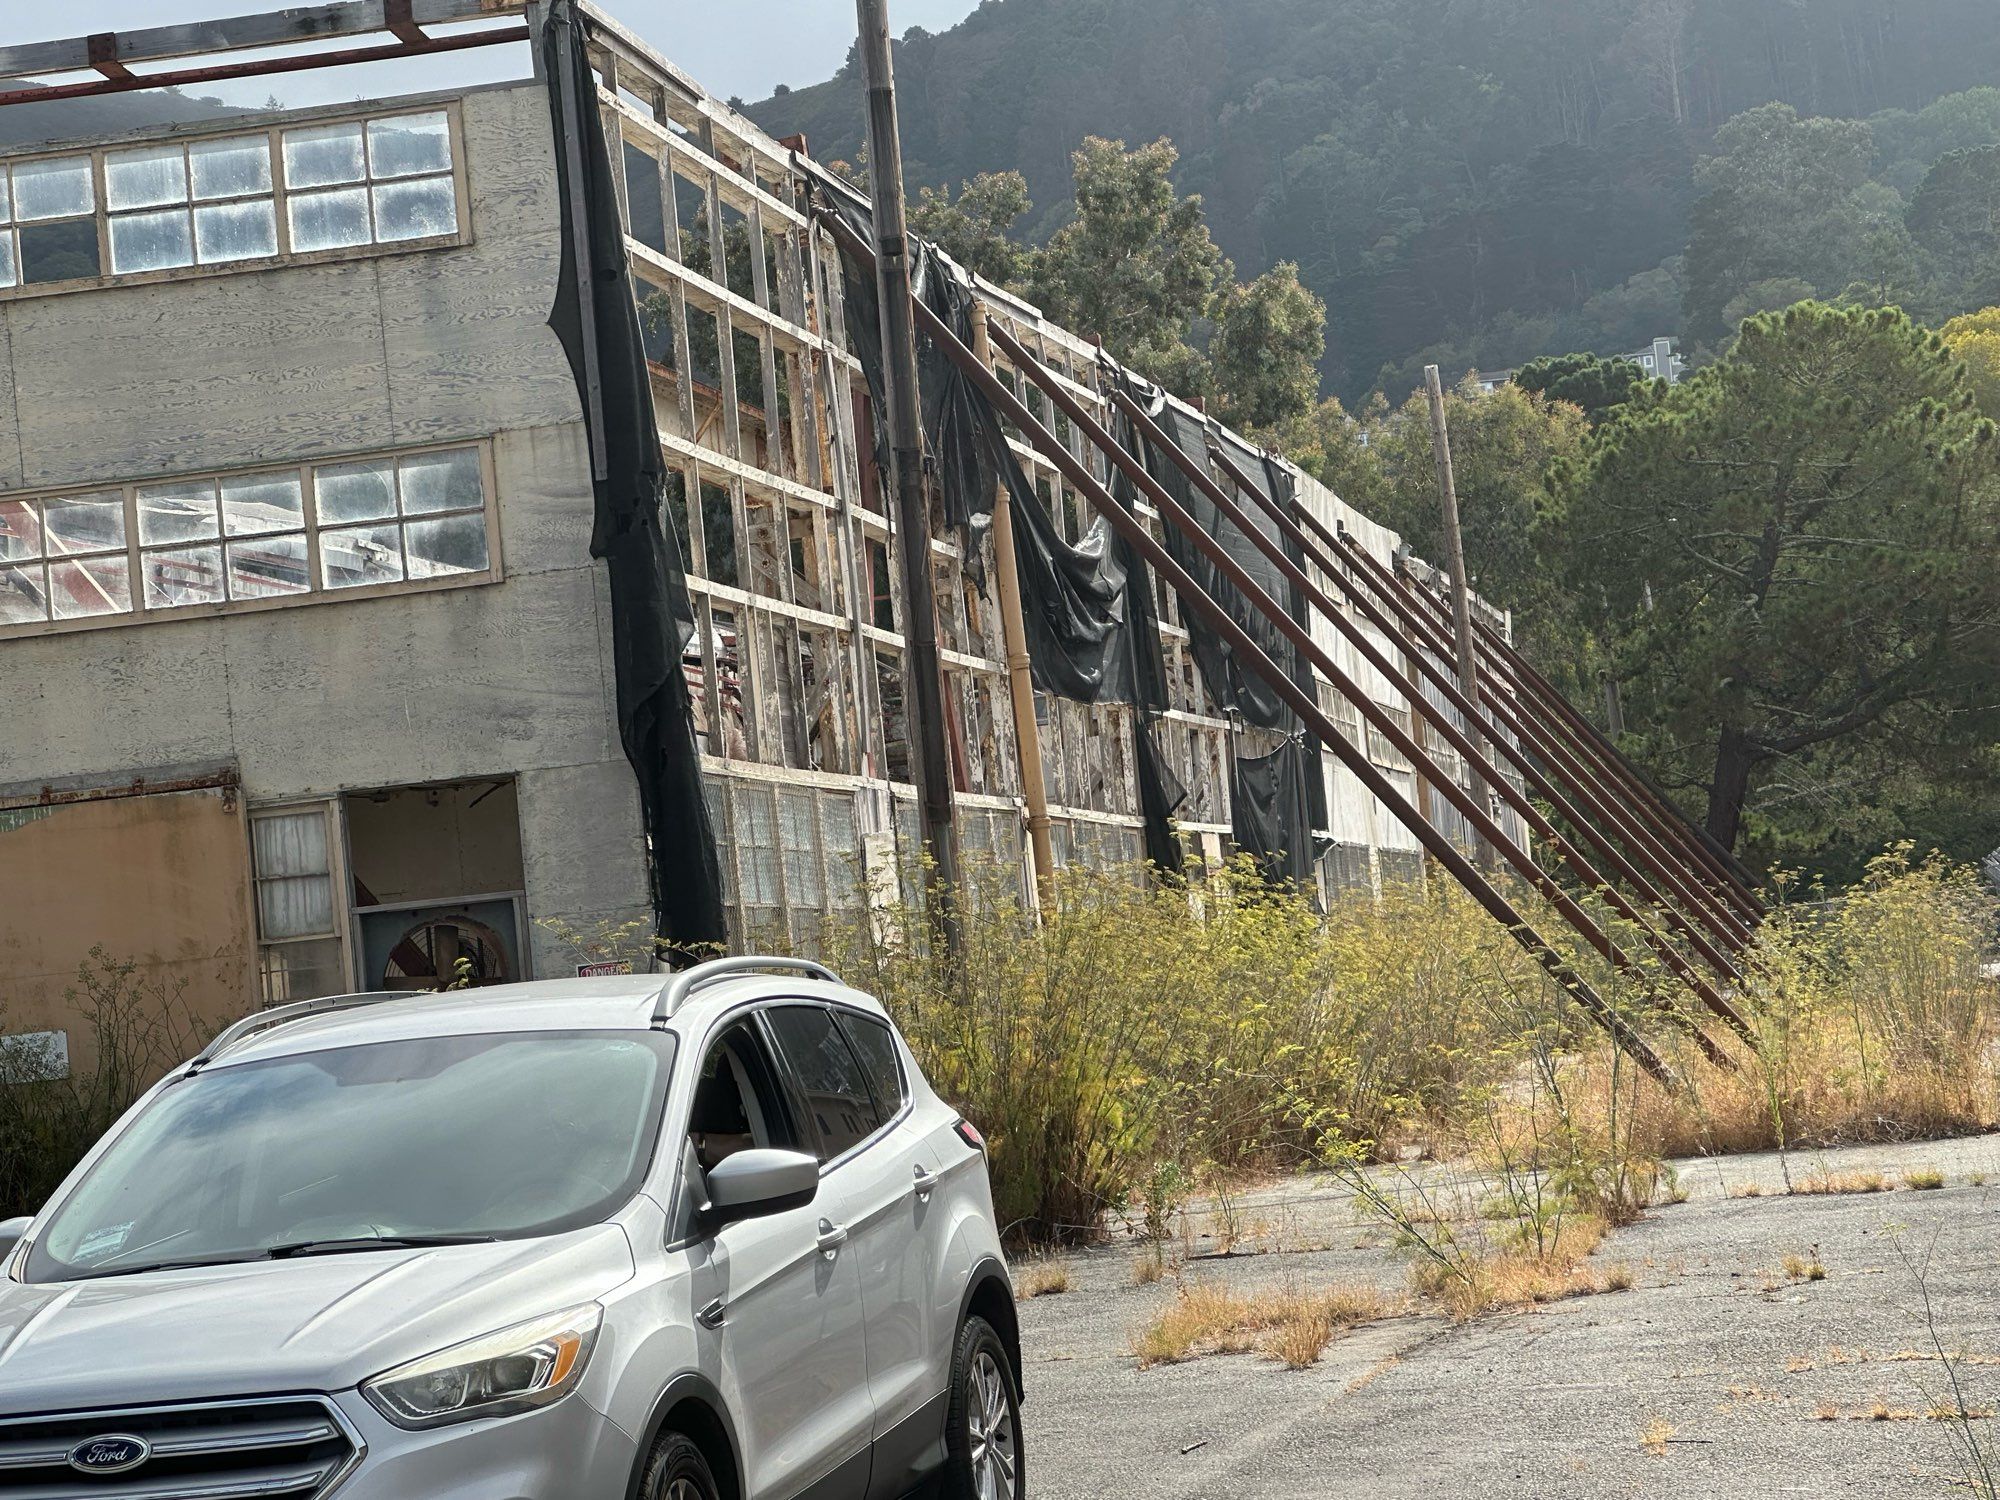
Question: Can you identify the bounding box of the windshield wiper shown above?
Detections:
[266,1234,499,1259]
[69,1253,273,1282]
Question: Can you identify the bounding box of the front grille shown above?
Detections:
[0,1397,361,1499]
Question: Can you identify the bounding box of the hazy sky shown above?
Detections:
[13,1,984,108]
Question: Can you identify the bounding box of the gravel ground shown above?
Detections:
[1013,1133,2000,1498]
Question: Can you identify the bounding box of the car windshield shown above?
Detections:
[24,1029,676,1284]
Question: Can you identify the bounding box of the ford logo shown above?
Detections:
[68,1434,151,1475]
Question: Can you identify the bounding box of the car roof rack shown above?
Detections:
[190,990,408,1070]
[656,955,840,1022]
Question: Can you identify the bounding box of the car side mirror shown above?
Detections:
[699,1149,818,1232]
[0,1217,31,1262]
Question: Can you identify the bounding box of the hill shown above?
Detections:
[0,85,256,151]
[749,0,2000,402]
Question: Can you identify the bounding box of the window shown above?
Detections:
[837,1012,906,1122]
[251,805,346,1003]
[0,107,461,297]
[765,1004,881,1160]
[687,1021,802,1172]
[0,440,496,637]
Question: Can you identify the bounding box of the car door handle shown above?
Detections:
[913,1165,942,1200]
[816,1219,849,1258]
[697,1298,726,1330]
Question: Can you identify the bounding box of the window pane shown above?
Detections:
[0,233,14,289]
[838,1013,906,1115]
[109,209,194,274]
[287,187,370,253]
[404,513,488,577]
[221,472,303,535]
[315,461,395,523]
[260,937,342,1005]
[143,545,225,608]
[252,809,328,878]
[19,220,100,285]
[282,122,365,189]
[779,789,822,907]
[194,198,277,264]
[397,448,482,515]
[764,1005,881,1157]
[623,141,666,254]
[138,481,219,544]
[0,562,47,625]
[189,135,272,200]
[105,146,187,210]
[0,175,9,223]
[228,533,310,598]
[371,175,456,243]
[258,875,332,940]
[0,499,43,560]
[367,112,451,179]
[48,556,132,619]
[42,494,125,554]
[320,523,405,588]
[12,157,93,221]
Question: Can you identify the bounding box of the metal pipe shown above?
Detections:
[1105,391,1753,1048]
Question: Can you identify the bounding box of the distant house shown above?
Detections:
[1474,336,1685,395]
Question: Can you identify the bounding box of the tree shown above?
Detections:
[1561,303,2000,861]
[1028,136,1232,386]
[1683,104,1878,345]
[1514,352,1649,425]
[1209,262,1327,429]
[1907,145,2000,306]
[908,170,1033,288]
[1941,306,2000,417]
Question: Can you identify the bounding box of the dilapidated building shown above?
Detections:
[0,0,1540,1068]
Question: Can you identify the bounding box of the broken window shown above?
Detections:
[10,156,98,285]
[699,479,737,585]
[621,138,668,255]
[315,446,488,590]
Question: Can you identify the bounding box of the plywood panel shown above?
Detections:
[0,784,256,1073]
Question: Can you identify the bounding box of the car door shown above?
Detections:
[681,1014,873,1500]
[763,1003,947,1499]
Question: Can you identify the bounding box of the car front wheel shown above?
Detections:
[638,1429,721,1500]
[943,1315,1023,1500]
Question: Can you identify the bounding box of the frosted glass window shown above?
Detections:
[320,523,405,589]
[315,461,396,523]
[42,494,125,554]
[194,199,277,264]
[189,135,272,200]
[371,175,456,243]
[228,534,310,599]
[405,512,488,576]
[283,122,366,189]
[0,176,10,222]
[48,557,132,619]
[139,481,220,545]
[222,472,303,535]
[0,563,45,625]
[398,448,482,514]
[253,810,333,939]
[0,236,14,290]
[288,187,370,253]
[105,146,187,211]
[13,157,93,221]
[109,208,194,274]
[367,113,451,179]
[144,546,225,608]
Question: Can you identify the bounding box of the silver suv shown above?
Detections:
[0,957,1023,1500]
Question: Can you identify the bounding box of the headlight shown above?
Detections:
[361,1305,603,1430]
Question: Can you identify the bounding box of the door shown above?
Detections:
[682,1017,874,1500]
[763,1004,947,1497]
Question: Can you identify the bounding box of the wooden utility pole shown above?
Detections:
[856,0,962,951]
[1423,364,1495,871]
[968,299,1056,911]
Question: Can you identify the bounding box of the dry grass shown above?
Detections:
[1791,1170,1889,1196]
[1131,1280,1390,1369]
[1730,1182,1766,1198]
[1639,1417,1676,1456]
[1408,1215,1636,1321]
[1780,1251,1827,1282]
[1014,1259,1072,1299]
[1903,1165,1946,1191]
[1131,1249,1171,1286]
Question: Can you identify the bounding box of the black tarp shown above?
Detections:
[544,2,726,956]
[1230,737,1317,888]
[811,174,1187,870]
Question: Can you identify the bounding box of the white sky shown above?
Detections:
[6,1,983,109]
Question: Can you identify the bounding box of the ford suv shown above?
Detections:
[0,957,1023,1500]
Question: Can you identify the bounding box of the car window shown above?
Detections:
[687,1020,801,1173]
[838,1011,906,1120]
[765,1004,881,1160]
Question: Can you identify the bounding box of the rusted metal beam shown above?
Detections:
[1105,390,1753,1049]
[1205,439,1754,968]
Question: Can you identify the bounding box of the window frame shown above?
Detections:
[0,100,471,303]
[248,799,355,1003]
[0,437,503,641]
[759,999,911,1170]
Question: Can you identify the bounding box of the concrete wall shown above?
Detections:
[0,83,652,982]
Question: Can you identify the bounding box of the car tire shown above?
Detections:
[942,1315,1024,1500]
[638,1429,722,1500]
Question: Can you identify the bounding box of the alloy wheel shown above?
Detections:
[966,1348,1018,1500]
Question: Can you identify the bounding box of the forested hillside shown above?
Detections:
[750,0,2000,401]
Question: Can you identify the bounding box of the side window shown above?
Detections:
[837,1012,906,1122]
[765,1004,880,1161]
[686,1020,800,1173]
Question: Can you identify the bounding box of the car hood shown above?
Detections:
[0,1225,636,1414]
